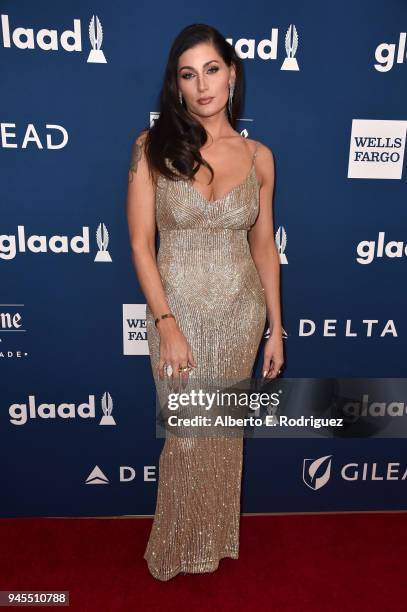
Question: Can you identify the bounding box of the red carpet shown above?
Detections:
[1,513,406,611]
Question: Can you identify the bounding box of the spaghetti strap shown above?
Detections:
[252,140,259,164]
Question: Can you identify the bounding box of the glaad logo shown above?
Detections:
[87,15,106,63]
[356,232,407,264]
[303,455,332,490]
[342,394,407,421]
[8,393,116,426]
[281,24,299,70]
[0,224,112,261]
[299,319,397,337]
[85,465,157,484]
[347,119,407,179]
[0,14,107,63]
[100,391,115,425]
[303,456,407,491]
[275,226,288,264]
[374,32,407,72]
[94,222,112,262]
[226,25,300,70]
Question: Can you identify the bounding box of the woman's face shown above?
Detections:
[177,42,235,117]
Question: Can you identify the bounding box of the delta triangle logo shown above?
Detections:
[85,465,109,484]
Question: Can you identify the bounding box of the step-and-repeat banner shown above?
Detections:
[1,1,406,517]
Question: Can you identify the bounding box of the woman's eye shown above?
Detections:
[181,66,219,79]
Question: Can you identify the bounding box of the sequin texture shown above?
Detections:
[144,141,267,581]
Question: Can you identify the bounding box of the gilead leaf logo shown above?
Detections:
[302,455,332,490]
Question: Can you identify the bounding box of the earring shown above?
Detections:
[179,90,183,105]
[228,81,235,118]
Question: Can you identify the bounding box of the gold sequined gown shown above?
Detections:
[144,141,266,581]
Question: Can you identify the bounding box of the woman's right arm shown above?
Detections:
[125,131,196,383]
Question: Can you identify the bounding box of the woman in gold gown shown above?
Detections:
[126,23,284,581]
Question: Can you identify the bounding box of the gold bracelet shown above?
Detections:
[154,312,175,327]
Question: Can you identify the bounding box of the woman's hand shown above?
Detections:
[262,329,284,379]
[157,318,197,390]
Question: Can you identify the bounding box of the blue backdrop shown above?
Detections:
[1,0,406,517]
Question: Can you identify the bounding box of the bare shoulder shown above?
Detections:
[131,128,149,157]
[248,138,274,160]
[129,128,149,182]
[250,139,275,187]
[135,128,149,145]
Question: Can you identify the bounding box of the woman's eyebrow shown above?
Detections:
[178,59,220,72]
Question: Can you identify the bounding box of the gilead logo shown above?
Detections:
[303,455,332,490]
[1,123,68,149]
[0,14,107,63]
[303,456,407,491]
[0,223,112,261]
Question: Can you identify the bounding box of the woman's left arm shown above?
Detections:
[248,143,284,379]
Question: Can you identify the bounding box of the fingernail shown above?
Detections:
[263,370,268,377]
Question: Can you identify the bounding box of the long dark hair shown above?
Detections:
[143,23,245,186]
